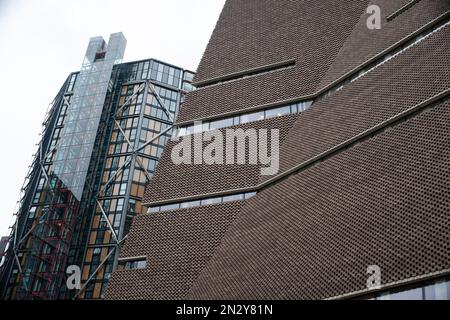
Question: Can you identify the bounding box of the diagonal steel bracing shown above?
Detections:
[75,79,176,298]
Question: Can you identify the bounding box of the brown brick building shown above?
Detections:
[106,0,450,300]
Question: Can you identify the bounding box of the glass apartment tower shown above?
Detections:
[0,33,194,300]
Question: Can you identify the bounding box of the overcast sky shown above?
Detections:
[0,0,225,236]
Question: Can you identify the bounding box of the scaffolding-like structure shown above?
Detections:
[0,76,181,300]
[0,86,76,299]
[20,182,80,299]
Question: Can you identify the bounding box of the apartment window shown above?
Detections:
[43,244,52,255]
[67,73,77,92]
[117,198,124,211]
[147,159,157,172]
[141,61,150,79]
[33,192,42,204]
[150,62,182,88]
[183,71,194,82]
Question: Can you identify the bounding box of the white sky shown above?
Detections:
[0,0,226,236]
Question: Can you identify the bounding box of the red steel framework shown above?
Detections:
[17,181,80,299]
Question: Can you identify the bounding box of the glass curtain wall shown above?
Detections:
[78,59,186,299]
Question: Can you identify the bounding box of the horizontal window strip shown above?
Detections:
[174,15,450,135]
[173,100,313,138]
[148,191,257,213]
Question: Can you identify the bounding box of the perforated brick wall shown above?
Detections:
[262,24,450,181]
[188,100,450,299]
[105,202,245,300]
[318,0,450,88]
